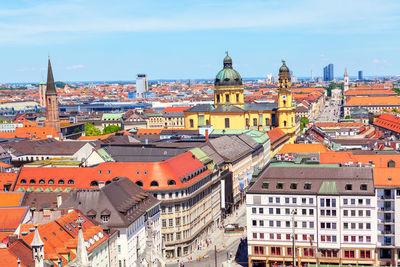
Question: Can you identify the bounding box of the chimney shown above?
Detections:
[205,129,209,142]
[57,194,62,208]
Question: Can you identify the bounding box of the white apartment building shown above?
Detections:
[247,162,377,267]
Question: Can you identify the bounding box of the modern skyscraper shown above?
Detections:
[136,74,148,99]
[311,70,314,81]
[344,68,349,92]
[45,57,61,135]
[323,64,334,81]
[358,70,363,80]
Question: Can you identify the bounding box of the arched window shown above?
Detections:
[150,181,159,187]
[48,179,54,184]
[189,119,194,128]
[39,179,45,184]
[29,179,36,184]
[20,179,27,184]
[58,179,65,184]
[225,118,230,128]
[388,160,396,168]
[284,121,287,127]
[167,180,176,186]
[105,180,112,185]
[136,180,143,187]
[266,118,270,126]
[90,180,99,187]
[68,179,74,184]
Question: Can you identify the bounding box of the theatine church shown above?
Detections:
[184,53,298,142]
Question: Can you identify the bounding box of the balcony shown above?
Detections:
[379,230,395,236]
[379,195,394,200]
[378,219,395,224]
[379,207,394,212]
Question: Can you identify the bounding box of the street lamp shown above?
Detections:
[309,236,319,267]
[291,208,297,267]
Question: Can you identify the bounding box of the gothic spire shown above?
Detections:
[46,56,57,95]
[31,225,44,247]
[75,221,90,266]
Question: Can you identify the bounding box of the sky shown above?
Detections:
[1,0,400,83]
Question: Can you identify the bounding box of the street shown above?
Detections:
[166,204,248,267]
[314,98,342,122]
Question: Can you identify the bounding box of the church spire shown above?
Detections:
[46,57,57,96]
[31,225,44,267]
[74,220,90,267]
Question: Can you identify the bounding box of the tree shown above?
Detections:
[345,115,351,119]
[103,125,121,135]
[300,117,309,130]
[84,123,101,136]
[393,108,400,113]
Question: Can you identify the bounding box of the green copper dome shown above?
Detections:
[215,52,242,86]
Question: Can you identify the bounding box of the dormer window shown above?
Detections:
[276,183,284,189]
[304,183,311,190]
[101,215,109,222]
[345,184,352,191]
[290,183,297,190]
[360,184,367,191]
[262,182,269,189]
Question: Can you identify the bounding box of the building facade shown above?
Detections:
[247,162,377,267]
[184,54,297,143]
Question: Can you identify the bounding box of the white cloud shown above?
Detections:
[372,59,388,64]
[66,64,84,70]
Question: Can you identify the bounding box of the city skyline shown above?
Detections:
[1,0,400,82]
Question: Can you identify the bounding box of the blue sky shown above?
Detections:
[1,0,400,83]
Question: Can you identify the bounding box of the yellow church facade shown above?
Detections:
[184,54,297,143]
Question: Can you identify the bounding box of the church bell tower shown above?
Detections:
[45,57,61,136]
[277,60,296,142]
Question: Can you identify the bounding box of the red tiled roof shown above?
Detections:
[374,113,400,134]
[15,151,209,191]
[0,173,18,190]
[313,122,363,129]
[267,127,286,143]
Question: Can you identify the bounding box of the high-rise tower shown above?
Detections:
[45,57,61,135]
[344,68,349,92]
[136,74,148,99]
[277,60,296,143]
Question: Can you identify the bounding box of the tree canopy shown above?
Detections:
[84,123,101,136]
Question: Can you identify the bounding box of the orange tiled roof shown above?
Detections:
[0,207,28,231]
[374,167,400,186]
[136,128,163,135]
[319,151,357,164]
[353,154,400,168]
[161,107,190,113]
[345,96,400,106]
[0,192,24,207]
[0,173,18,191]
[313,122,363,128]
[278,143,329,154]
[344,89,396,96]
[374,113,400,134]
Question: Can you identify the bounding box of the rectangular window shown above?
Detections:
[320,199,324,207]
[252,220,257,226]
[253,118,257,126]
[302,198,307,204]
[259,208,263,214]
[310,222,314,228]
[162,219,166,228]
[269,221,273,227]
[269,233,274,240]
[225,94,230,103]
[269,208,273,214]
[252,208,256,214]
[285,208,290,215]
[224,118,230,128]
[236,94,239,102]
[292,198,297,204]
[169,219,173,227]
[260,233,264,239]
[259,220,264,227]
[285,198,289,204]
[253,233,257,239]
[276,208,281,215]
[275,197,280,203]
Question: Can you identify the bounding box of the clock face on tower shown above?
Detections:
[282,95,286,100]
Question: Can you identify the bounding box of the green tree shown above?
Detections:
[103,125,122,135]
[300,117,309,130]
[393,108,400,113]
[84,123,101,136]
[345,115,351,119]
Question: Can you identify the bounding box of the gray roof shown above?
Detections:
[21,192,71,211]
[207,135,252,162]
[185,104,214,113]
[101,145,188,162]
[60,178,160,228]
[236,134,260,150]
[248,165,374,196]
[243,102,278,111]
[2,139,87,156]
[200,145,224,165]
[210,104,244,113]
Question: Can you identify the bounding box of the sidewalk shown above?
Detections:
[167,204,247,265]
